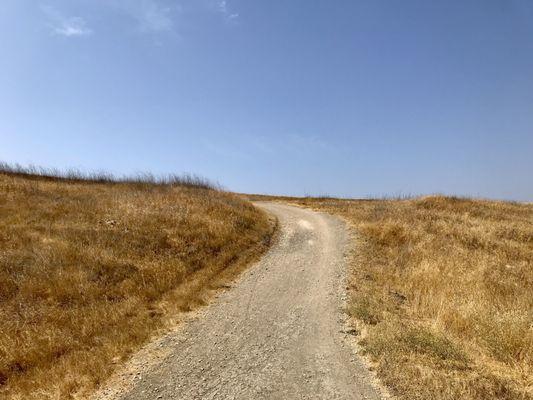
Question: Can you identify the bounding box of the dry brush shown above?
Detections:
[0,170,274,399]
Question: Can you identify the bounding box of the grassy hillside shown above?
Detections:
[250,194,532,400]
[0,170,275,399]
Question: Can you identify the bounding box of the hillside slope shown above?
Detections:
[0,172,274,399]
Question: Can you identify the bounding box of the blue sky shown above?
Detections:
[1,0,532,200]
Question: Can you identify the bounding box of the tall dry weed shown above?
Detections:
[0,172,274,399]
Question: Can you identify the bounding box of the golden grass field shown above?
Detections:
[0,171,274,399]
[1,165,531,400]
[260,195,532,400]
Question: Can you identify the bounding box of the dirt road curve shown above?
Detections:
[107,202,382,400]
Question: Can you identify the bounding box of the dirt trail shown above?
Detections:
[98,202,383,400]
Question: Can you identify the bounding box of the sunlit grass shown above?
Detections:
[0,168,274,399]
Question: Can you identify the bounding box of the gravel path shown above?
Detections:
[101,202,382,400]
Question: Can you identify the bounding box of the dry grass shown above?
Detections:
[249,194,533,400]
[0,170,274,399]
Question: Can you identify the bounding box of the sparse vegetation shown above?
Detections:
[250,194,533,400]
[0,162,217,189]
[0,166,275,399]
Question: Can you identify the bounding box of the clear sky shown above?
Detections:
[1,1,532,200]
